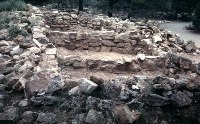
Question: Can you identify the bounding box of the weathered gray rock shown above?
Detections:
[0,74,6,84]
[27,47,41,54]
[102,77,133,99]
[86,96,100,110]
[21,17,31,24]
[10,45,23,56]
[152,76,175,91]
[127,99,144,110]
[68,86,82,96]
[100,46,111,52]
[183,90,193,98]
[137,54,146,61]
[36,112,57,124]
[25,73,50,97]
[79,78,98,94]
[162,90,173,97]
[153,83,172,91]
[184,41,196,53]
[171,91,192,107]
[115,33,130,43]
[119,84,130,101]
[0,29,8,40]
[90,76,104,85]
[0,40,9,47]
[6,76,27,91]
[45,48,57,55]
[45,76,63,94]
[98,99,115,110]
[85,109,105,124]
[100,31,115,40]
[102,40,116,47]
[176,77,193,90]
[0,106,19,121]
[179,57,192,70]
[151,26,160,33]
[30,95,59,106]
[19,111,38,123]
[19,37,34,49]
[18,99,29,107]
[196,62,200,75]
[59,96,85,111]
[18,60,35,73]
[146,94,171,106]
[72,113,85,124]
[14,35,25,43]
[114,105,140,124]
[0,102,3,109]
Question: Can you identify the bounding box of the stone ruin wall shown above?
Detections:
[45,11,170,55]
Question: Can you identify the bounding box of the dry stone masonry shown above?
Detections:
[0,4,199,124]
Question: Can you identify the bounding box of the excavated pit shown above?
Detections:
[43,10,200,124]
[44,10,200,124]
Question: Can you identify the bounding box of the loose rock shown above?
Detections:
[114,105,140,124]
[79,78,98,94]
[171,91,192,107]
[85,109,105,124]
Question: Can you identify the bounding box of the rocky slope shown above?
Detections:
[0,4,200,124]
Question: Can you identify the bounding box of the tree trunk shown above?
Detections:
[127,0,132,19]
[108,0,114,17]
[79,0,83,11]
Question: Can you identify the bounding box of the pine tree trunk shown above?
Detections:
[79,0,83,11]
[108,0,114,17]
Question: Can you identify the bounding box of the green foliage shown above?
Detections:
[0,15,12,30]
[193,4,200,32]
[0,0,26,11]
[9,26,28,39]
[172,0,199,14]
